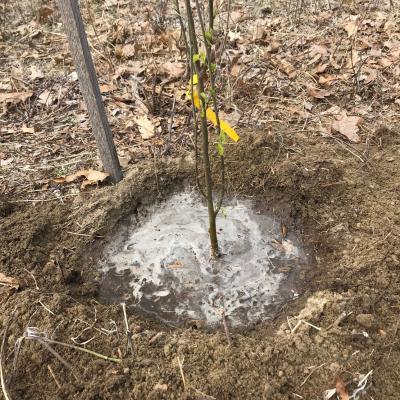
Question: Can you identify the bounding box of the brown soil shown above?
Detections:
[2,0,400,398]
[2,127,400,399]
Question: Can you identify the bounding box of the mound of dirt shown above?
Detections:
[1,129,400,399]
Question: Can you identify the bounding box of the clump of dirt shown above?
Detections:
[1,129,400,399]
[0,196,14,218]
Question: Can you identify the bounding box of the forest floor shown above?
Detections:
[1,0,400,399]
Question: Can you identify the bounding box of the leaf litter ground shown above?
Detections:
[1,0,400,399]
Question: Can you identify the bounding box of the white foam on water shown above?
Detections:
[100,191,304,326]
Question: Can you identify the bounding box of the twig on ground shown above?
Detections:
[24,327,121,364]
[168,95,177,141]
[300,363,327,387]
[23,268,39,290]
[121,303,133,355]
[47,365,62,389]
[291,319,321,334]
[1,311,15,400]
[38,300,55,316]
[177,355,186,389]
[326,311,352,330]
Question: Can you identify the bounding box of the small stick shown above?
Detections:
[121,303,133,355]
[221,309,232,346]
[39,300,55,316]
[177,356,186,389]
[1,312,14,400]
[23,268,39,289]
[47,365,62,389]
[168,95,177,141]
[24,328,121,364]
[326,311,352,330]
[43,338,121,363]
[300,363,327,387]
[291,319,321,334]
[152,145,160,195]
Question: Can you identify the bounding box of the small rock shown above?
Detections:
[123,367,130,374]
[356,313,375,329]
[164,343,172,356]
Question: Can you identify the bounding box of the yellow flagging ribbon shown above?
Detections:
[187,75,240,142]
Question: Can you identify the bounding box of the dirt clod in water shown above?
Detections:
[99,191,307,326]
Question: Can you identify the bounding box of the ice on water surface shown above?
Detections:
[101,191,304,326]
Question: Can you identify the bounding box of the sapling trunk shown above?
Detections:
[184,0,219,256]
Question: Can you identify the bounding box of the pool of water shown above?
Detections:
[99,191,307,327]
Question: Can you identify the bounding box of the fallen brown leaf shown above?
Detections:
[344,17,358,37]
[21,125,35,134]
[134,115,155,139]
[38,90,56,106]
[115,44,136,59]
[0,91,33,106]
[273,56,296,79]
[54,169,109,187]
[335,378,350,400]
[29,65,44,80]
[332,112,363,143]
[167,261,183,269]
[0,272,19,289]
[160,61,185,78]
[309,87,331,99]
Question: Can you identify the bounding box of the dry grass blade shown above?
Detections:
[25,327,121,364]
[121,303,133,355]
[1,311,15,400]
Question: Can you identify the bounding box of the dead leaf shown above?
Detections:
[29,65,44,80]
[219,109,241,127]
[100,83,117,94]
[308,87,331,99]
[332,112,363,143]
[228,30,242,44]
[378,329,387,337]
[167,261,183,269]
[304,100,313,111]
[160,61,185,78]
[281,239,295,255]
[38,90,55,106]
[0,157,14,167]
[0,91,33,106]
[134,115,155,139]
[319,74,340,86]
[359,67,377,84]
[0,272,19,289]
[153,383,168,392]
[21,125,35,134]
[309,44,329,58]
[272,56,296,78]
[344,16,358,37]
[231,63,241,77]
[313,63,329,74]
[115,44,136,59]
[335,378,350,400]
[266,40,281,53]
[54,169,109,187]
